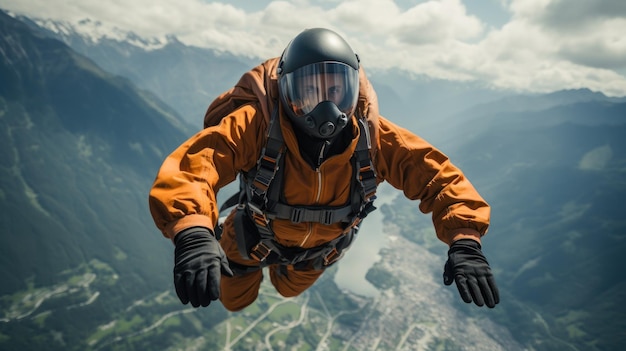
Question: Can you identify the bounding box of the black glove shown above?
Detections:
[443,239,499,308]
[173,227,233,307]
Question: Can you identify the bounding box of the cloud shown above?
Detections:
[531,0,626,30]
[509,0,626,71]
[392,0,484,45]
[464,0,626,95]
[1,0,625,96]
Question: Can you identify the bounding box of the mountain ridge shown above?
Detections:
[0,7,188,300]
[15,14,258,125]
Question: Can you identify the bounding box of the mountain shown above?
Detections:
[18,15,257,125]
[0,9,234,349]
[472,100,626,351]
[368,67,514,130]
[389,92,626,350]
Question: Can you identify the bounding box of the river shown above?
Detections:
[334,182,398,297]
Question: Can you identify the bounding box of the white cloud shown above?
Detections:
[392,0,484,45]
[556,17,626,70]
[509,0,626,72]
[2,0,625,96]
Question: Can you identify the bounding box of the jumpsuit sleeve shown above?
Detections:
[148,105,265,239]
[374,116,490,245]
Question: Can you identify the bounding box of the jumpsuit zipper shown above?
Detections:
[299,141,329,247]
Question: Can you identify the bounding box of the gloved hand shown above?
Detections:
[173,227,233,307]
[443,239,499,308]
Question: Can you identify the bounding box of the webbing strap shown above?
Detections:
[249,228,352,267]
[269,203,354,224]
[355,118,377,202]
[247,107,283,221]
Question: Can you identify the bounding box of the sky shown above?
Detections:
[2,0,626,97]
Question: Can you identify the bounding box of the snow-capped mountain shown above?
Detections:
[16,13,255,124]
[26,15,169,50]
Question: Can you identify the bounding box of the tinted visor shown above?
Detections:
[280,62,359,118]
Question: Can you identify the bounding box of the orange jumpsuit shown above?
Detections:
[149,59,490,311]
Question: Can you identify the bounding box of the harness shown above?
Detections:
[221,108,378,272]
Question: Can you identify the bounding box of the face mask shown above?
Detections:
[280,62,359,139]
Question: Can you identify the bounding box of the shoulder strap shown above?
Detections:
[247,107,284,215]
[355,118,377,203]
[218,102,283,216]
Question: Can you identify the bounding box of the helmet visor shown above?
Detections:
[280,62,359,118]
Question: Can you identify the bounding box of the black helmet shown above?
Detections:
[278,28,360,139]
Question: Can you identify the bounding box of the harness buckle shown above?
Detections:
[323,248,341,266]
[290,208,303,223]
[250,242,272,262]
[252,211,269,227]
[321,210,334,225]
[248,202,264,216]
